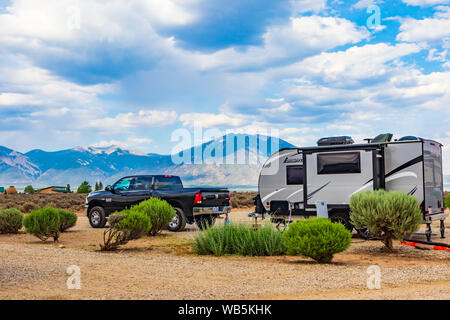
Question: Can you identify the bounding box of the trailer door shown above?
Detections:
[423,140,444,215]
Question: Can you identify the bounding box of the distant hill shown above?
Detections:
[0,134,295,189]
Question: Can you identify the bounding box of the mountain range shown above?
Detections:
[0,134,295,190]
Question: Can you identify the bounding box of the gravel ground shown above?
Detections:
[0,211,449,300]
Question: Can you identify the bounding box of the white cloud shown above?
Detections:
[0,54,109,107]
[402,0,450,6]
[179,113,247,128]
[91,110,178,129]
[353,0,381,9]
[0,0,198,42]
[397,7,450,42]
[195,16,369,71]
[291,0,327,13]
[288,43,421,83]
[427,48,448,61]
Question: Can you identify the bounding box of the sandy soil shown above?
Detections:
[0,210,449,300]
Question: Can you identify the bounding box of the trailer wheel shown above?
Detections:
[167,207,187,232]
[330,212,353,232]
[195,215,216,230]
[356,228,371,240]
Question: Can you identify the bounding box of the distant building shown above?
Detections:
[37,186,70,194]
[6,186,18,195]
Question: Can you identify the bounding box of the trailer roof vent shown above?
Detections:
[317,136,354,146]
[397,136,420,142]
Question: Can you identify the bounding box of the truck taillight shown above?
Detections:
[194,193,202,204]
[425,209,430,214]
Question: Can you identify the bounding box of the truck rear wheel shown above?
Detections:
[88,206,107,228]
[167,207,187,232]
[194,215,216,230]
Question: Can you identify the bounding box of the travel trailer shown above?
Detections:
[253,134,447,241]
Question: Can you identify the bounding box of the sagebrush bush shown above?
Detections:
[100,210,151,251]
[0,208,24,234]
[283,218,352,263]
[118,210,152,239]
[23,207,61,242]
[193,224,284,256]
[350,190,422,250]
[132,198,175,236]
[444,194,450,209]
[58,209,77,232]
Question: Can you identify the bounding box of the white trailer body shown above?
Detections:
[256,139,447,229]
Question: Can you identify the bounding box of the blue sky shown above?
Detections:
[0,0,450,169]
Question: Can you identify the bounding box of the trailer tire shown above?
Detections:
[88,206,107,228]
[195,215,216,230]
[356,228,371,239]
[330,211,353,232]
[167,207,187,232]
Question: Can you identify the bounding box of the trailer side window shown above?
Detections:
[287,166,303,185]
[317,152,361,174]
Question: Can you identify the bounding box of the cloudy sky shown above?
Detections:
[1,0,450,166]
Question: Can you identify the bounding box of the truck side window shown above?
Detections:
[131,177,152,190]
[287,166,303,185]
[113,177,134,192]
[154,176,183,190]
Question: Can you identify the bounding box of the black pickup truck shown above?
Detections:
[85,175,231,231]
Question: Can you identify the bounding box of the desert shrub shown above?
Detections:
[22,201,38,213]
[350,190,422,251]
[23,207,61,242]
[283,218,352,263]
[444,194,450,209]
[100,210,151,251]
[0,194,86,212]
[58,209,77,232]
[193,224,284,256]
[230,192,257,208]
[132,198,175,236]
[0,208,24,234]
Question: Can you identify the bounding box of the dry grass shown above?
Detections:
[0,192,256,214]
[0,211,449,300]
[0,193,86,213]
[230,191,257,208]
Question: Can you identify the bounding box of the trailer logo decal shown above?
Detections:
[261,188,287,203]
[306,181,331,200]
[364,155,423,185]
[385,155,423,179]
[407,186,417,195]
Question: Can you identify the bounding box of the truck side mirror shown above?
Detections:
[105,185,113,193]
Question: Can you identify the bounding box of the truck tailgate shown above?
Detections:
[199,190,230,207]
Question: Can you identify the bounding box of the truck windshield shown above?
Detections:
[154,176,183,190]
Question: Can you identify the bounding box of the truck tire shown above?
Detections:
[167,207,187,232]
[88,206,107,228]
[194,214,216,230]
[330,211,353,232]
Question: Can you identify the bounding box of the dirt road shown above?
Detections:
[0,211,449,300]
